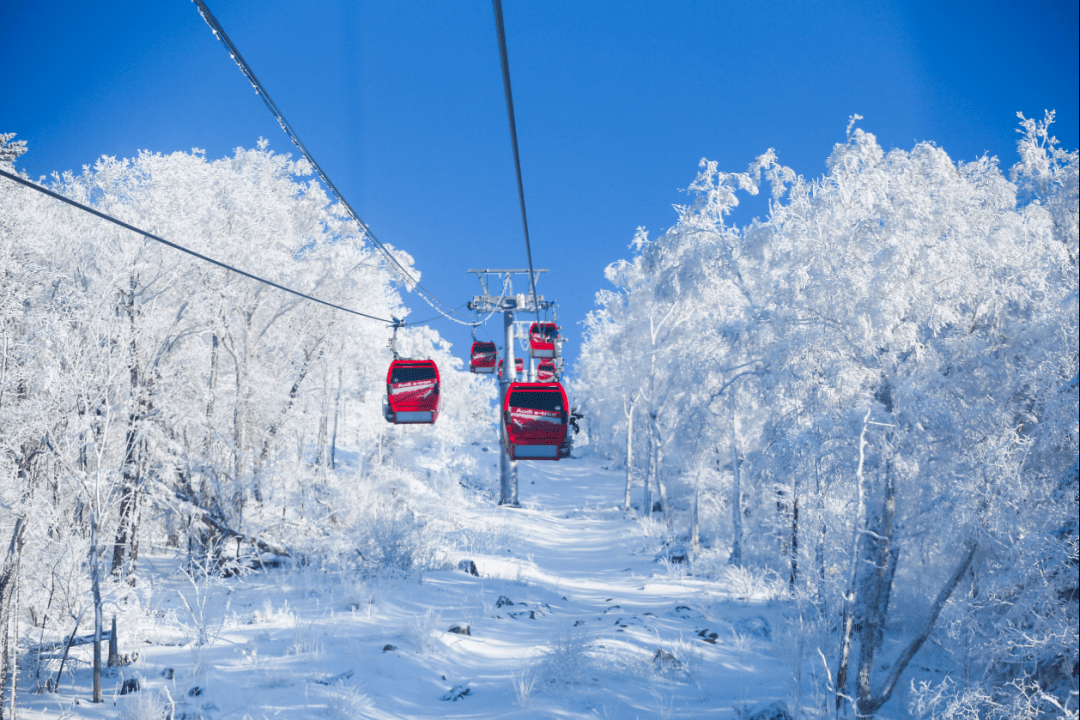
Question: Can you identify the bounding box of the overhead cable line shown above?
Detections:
[0,168,393,324]
[191,0,476,327]
[405,303,473,327]
[492,0,541,323]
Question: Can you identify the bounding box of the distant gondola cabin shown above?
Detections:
[498,357,525,380]
[536,359,557,382]
[528,322,559,358]
[470,341,497,374]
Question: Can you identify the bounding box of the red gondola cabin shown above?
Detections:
[502,381,569,460]
[498,357,525,380]
[384,359,440,424]
[536,359,557,382]
[470,341,497,374]
[528,322,559,358]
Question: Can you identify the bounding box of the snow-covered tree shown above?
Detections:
[0,138,495,707]
[574,114,1078,717]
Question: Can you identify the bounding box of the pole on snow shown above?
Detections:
[467,269,553,507]
[500,307,519,506]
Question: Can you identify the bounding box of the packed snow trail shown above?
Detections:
[21,458,794,719]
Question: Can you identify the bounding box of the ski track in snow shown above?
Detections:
[20,458,792,719]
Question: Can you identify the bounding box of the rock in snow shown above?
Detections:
[441,684,471,701]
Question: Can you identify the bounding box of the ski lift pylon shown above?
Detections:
[498,357,524,380]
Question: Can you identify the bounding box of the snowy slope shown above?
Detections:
[18,455,798,720]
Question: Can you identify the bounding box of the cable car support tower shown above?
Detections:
[467,269,553,506]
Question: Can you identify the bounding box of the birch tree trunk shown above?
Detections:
[316,368,328,469]
[232,354,247,519]
[112,279,145,578]
[129,498,144,578]
[0,325,7,413]
[227,310,258,516]
[728,406,742,567]
[855,542,977,717]
[835,410,872,715]
[875,545,900,651]
[787,446,802,588]
[7,575,15,719]
[643,427,653,517]
[855,462,897,698]
[789,495,799,588]
[111,446,143,579]
[815,450,827,602]
[656,446,669,518]
[330,367,342,470]
[0,518,27,720]
[623,395,635,512]
[652,416,670,521]
[691,472,701,552]
[204,333,219,458]
[90,514,103,703]
[257,345,321,471]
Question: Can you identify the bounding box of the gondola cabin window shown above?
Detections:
[390,364,436,385]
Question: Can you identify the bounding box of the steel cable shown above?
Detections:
[0,168,394,323]
[492,0,542,324]
[192,0,477,327]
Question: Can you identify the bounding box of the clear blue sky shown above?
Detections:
[4,0,1077,371]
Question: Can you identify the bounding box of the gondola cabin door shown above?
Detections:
[502,382,569,460]
[384,359,440,424]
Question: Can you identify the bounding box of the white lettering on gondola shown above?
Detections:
[391,380,436,395]
[513,408,558,418]
[510,408,562,428]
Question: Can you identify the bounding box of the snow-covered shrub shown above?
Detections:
[406,607,443,657]
[513,666,538,709]
[116,688,171,720]
[318,684,374,719]
[538,623,591,689]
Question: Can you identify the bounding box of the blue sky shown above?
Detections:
[4,0,1077,371]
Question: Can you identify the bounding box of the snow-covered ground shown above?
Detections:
[18,455,798,719]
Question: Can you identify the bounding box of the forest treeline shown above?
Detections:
[0,136,495,708]
[573,113,1078,717]
[1,112,1077,718]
